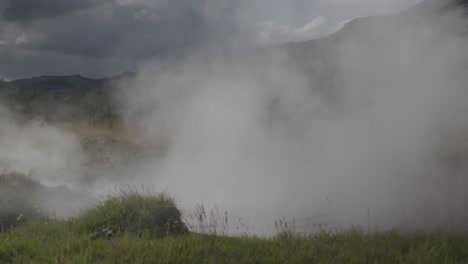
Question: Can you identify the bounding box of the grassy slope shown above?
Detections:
[1,221,468,263]
[2,171,467,263]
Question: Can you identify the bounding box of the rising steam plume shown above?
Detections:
[117,2,468,234]
[1,0,468,235]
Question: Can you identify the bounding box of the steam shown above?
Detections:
[118,10,468,234]
[1,0,468,236]
[0,106,97,217]
[0,108,83,185]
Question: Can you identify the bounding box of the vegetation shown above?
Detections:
[6,86,121,125]
[72,188,188,238]
[0,172,44,231]
[0,74,126,125]
[0,173,467,263]
[1,220,468,263]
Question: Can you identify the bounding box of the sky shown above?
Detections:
[0,0,422,79]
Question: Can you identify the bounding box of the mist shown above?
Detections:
[1,0,468,236]
[116,9,468,234]
[0,105,100,217]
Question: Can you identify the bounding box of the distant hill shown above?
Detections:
[9,75,103,94]
[0,72,135,96]
[0,72,135,124]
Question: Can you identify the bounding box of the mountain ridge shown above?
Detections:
[403,0,468,15]
[0,72,135,96]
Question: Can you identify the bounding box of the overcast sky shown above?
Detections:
[0,0,422,79]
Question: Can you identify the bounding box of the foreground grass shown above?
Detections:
[2,120,465,262]
[1,220,467,263]
[1,173,468,263]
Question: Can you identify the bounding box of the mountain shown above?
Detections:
[285,0,468,48]
[279,0,468,79]
[0,72,135,96]
[403,0,468,15]
[7,75,103,95]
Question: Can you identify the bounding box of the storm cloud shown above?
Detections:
[0,0,241,78]
[0,0,423,79]
[1,0,105,22]
[0,0,223,58]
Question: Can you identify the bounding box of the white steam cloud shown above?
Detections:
[118,10,468,235]
[0,106,96,217]
[0,108,84,186]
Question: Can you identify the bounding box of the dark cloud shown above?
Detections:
[1,0,105,22]
[1,0,239,59]
[0,0,245,78]
[28,3,213,58]
[0,0,421,78]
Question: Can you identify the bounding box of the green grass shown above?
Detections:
[1,173,468,263]
[71,188,188,238]
[0,172,44,231]
[1,221,468,263]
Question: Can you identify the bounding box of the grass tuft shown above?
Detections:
[72,188,188,238]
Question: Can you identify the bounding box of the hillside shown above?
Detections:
[403,0,468,15]
[0,72,135,95]
[275,0,468,98]
[0,72,135,123]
